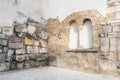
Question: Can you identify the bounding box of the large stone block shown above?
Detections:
[0,34,7,39]
[15,55,27,62]
[0,62,10,71]
[113,26,120,32]
[3,47,8,53]
[27,46,34,54]
[3,27,13,35]
[15,24,27,32]
[0,53,7,62]
[102,26,112,33]
[110,38,117,52]
[17,62,24,69]
[25,37,34,46]
[0,39,7,46]
[8,36,22,43]
[34,41,39,46]
[7,49,14,61]
[39,48,48,53]
[16,49,26,55]
[9,42,24,49]
[41,31,48,39]
[33,46,39,53]
[29,53,47,61]
[24,60,31,69]
[100,38,109,52]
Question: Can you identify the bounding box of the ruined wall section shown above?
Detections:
[0,18,48,71]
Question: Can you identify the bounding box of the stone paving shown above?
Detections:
[0,67,120,80]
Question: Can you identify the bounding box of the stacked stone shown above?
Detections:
[107,0,120,25]
[0,19,49,71]
[100,25,120,76]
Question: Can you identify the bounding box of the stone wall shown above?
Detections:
[100,25,120,76]
[48,10,105,74]
[0,18,49,71]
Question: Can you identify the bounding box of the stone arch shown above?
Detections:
[69,20,79,49]
[80,19,93,49]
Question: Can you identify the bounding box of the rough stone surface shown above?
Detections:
[0,39,7,46]
[0,62,10,71]
[25,37,34,46]
[7,49,14,61]
[0,53,7,62]
[16,49,26,55]
[9,43,24,49]
[3,27,13,35]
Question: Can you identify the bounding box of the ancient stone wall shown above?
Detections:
[0,18,49,71]
[48,10,106,74]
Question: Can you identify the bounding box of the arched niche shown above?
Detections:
[69,20,79,49]
[80,19,93,49]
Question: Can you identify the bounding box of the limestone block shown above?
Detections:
[34,41,39,46]
[113,26,120,32]
[3,27,13,35]
[102,26,112,33]
[7,49,14,61]
[16,49,26,55]
[41,31,48,39]
[11,61,17,70]
[100,38,109,52]
[9,42,24,49]
[110,38,117,52]
[39,48,48,53]
[25,37,34,46]
[3,47,8,53]
[0,34,7,39]
[29,53,47,61]
[15,24,27,32]
[15,55,27,61]
[108,53,117,60]
[39,39,47,47]
[17,62,24,69]
[24,60,31,69]
[0,62,10,71]
[0,53,7,62]
[27,46,34,54]
[8,36,22,43]
[0,39,7,46]
[28,25,36,34]
[33,46,39,53]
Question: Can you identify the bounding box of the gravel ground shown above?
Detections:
[0,67,119,80]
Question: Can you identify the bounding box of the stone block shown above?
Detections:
[24,60,31,69]
[29,53,47,61]
[16,49,26,55]
[33,46,39,53]
[11,61,17,70]
[39,39,47,47]
[102,26,112,33]
[15,24,27,32]
[3,47,8,53]
[15,55,27,61]
[9,42,24,49]
[0,39,7,46]
[7,49,14,61]
[0,34,7,39]
[110,38,117,52]
[17,62,24,69]
[41,31,48,39]
[28,25,36,34]
[0,49,2,53]
[34,41,39,46]
[25,37,34,46]
[100,38,109,52]
[3,27,13,35]
[27,46,34,54]
[0,62,10,71]
[0,53,7,62]
[113,26,120,32]
[8,36,22,43]
[108,53,117,60]
[39,48,48,53]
